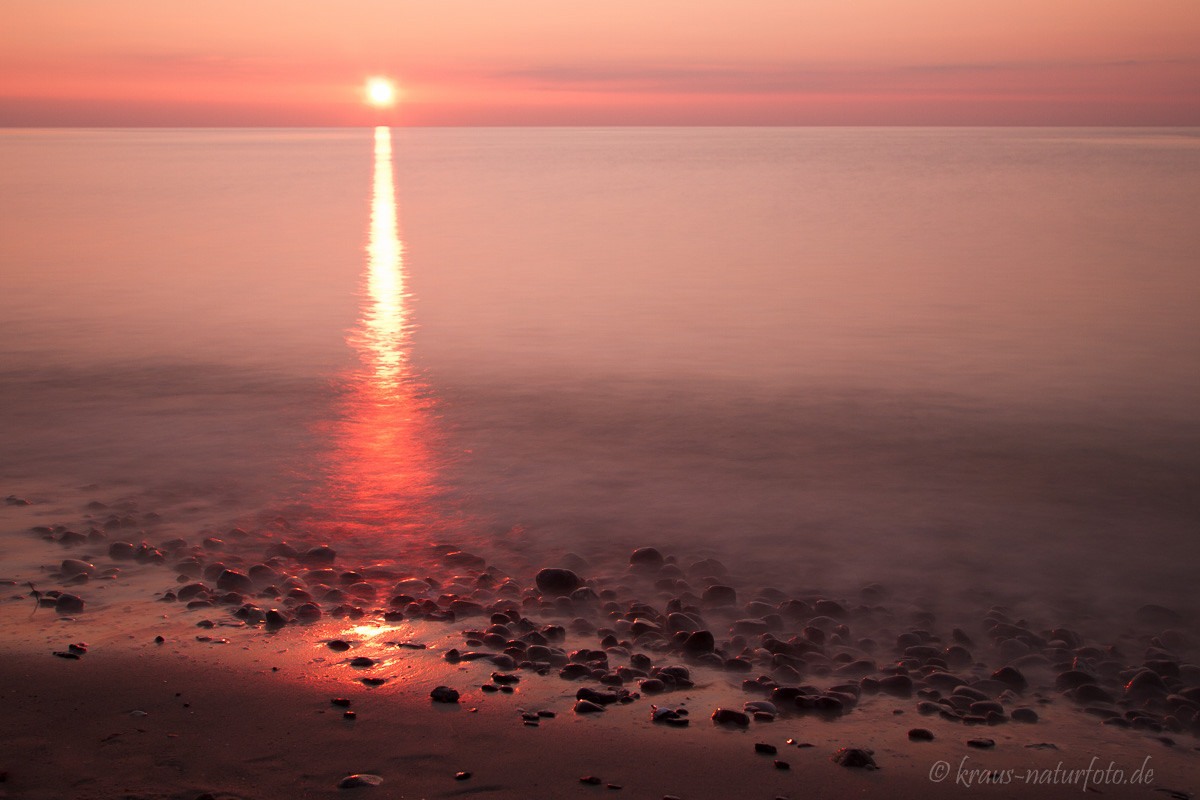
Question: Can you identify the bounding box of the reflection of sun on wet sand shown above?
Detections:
[1,489,1198,799]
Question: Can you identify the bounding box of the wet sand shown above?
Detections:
[1,492,1197,799]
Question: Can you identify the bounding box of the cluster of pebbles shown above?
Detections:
[16,504,1200,767]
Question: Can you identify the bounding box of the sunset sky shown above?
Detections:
[2,0,1198,126]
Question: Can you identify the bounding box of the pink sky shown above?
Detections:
[2,0,1198,125]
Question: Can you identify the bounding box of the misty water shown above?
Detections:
[2,127,1199,623]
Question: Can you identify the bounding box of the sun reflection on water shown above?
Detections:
[318,126,443,539]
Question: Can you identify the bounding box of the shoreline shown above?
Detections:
[1,642,1194,799]
[1,494,1198,799]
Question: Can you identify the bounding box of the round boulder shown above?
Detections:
[629,547,665,571]
[535,568,582,596]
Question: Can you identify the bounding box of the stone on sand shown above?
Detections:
[338,774,383,788]
[629,547,665,571]
[60,559,95,577]
[535,568,582,596]
[54,594,85,614]
[831,748,877,769]
[431,686,460,703]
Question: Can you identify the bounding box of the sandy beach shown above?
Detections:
[2,491,1196,800]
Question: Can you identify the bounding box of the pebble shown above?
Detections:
[702,585,737,605]
[878,674,913,697]
[755,742,777,754]
[711,708,750,727]
[908,728,934,741]
[535,568,583,596]
[431,686,460,703]
[629,547,665,571]
[830,748,877,769]
[651,706,689,726]
[108,541,136,560]
[455,771,472,780]
[60,559,95,577]
[337,774,383,788]
[682,630,715,655]
[967,738,996,749]
[1011,708,1039,723]
[215,569,254,593]
[992,666,1027,692]
[55,594,85,614]
[303,546,338,565]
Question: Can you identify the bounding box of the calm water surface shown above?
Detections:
[2,127,1199,614]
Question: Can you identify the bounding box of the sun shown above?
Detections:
[366,79,395,106]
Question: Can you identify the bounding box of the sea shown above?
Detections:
[2,126,1198,623]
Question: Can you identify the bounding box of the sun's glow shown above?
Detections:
[367,79,394,106]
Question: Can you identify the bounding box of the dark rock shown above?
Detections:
[60,559,95,577]
[639,678,667,694]
[574,699,605,713]
[303,545,337,565]
[337,774,383,788]
[992,666,1027,692]
[293,602,322,621]
[755,742,777,754]
[328,639,352,651]
[55,594,85,614]
[350,657,376,668]
[925,672,966,691]
[1011,708,1039,724]
[431,686,460,703]
[967,738,995,749]
[702,585,737,605]
[711,708,750,727]
[1055,670,1096,690]
[576,687,627,706]
[908,728,934,741]
[878,674,913,697]
[682,630,715,655]
[831,748,877,769]
[1073,684,1115,704]
[216,569,254,593]
[108,541,136,560]
[535,568,582,596]
[814,599,847,618]
[629,547,665,571]
[1126,670,1168,701]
